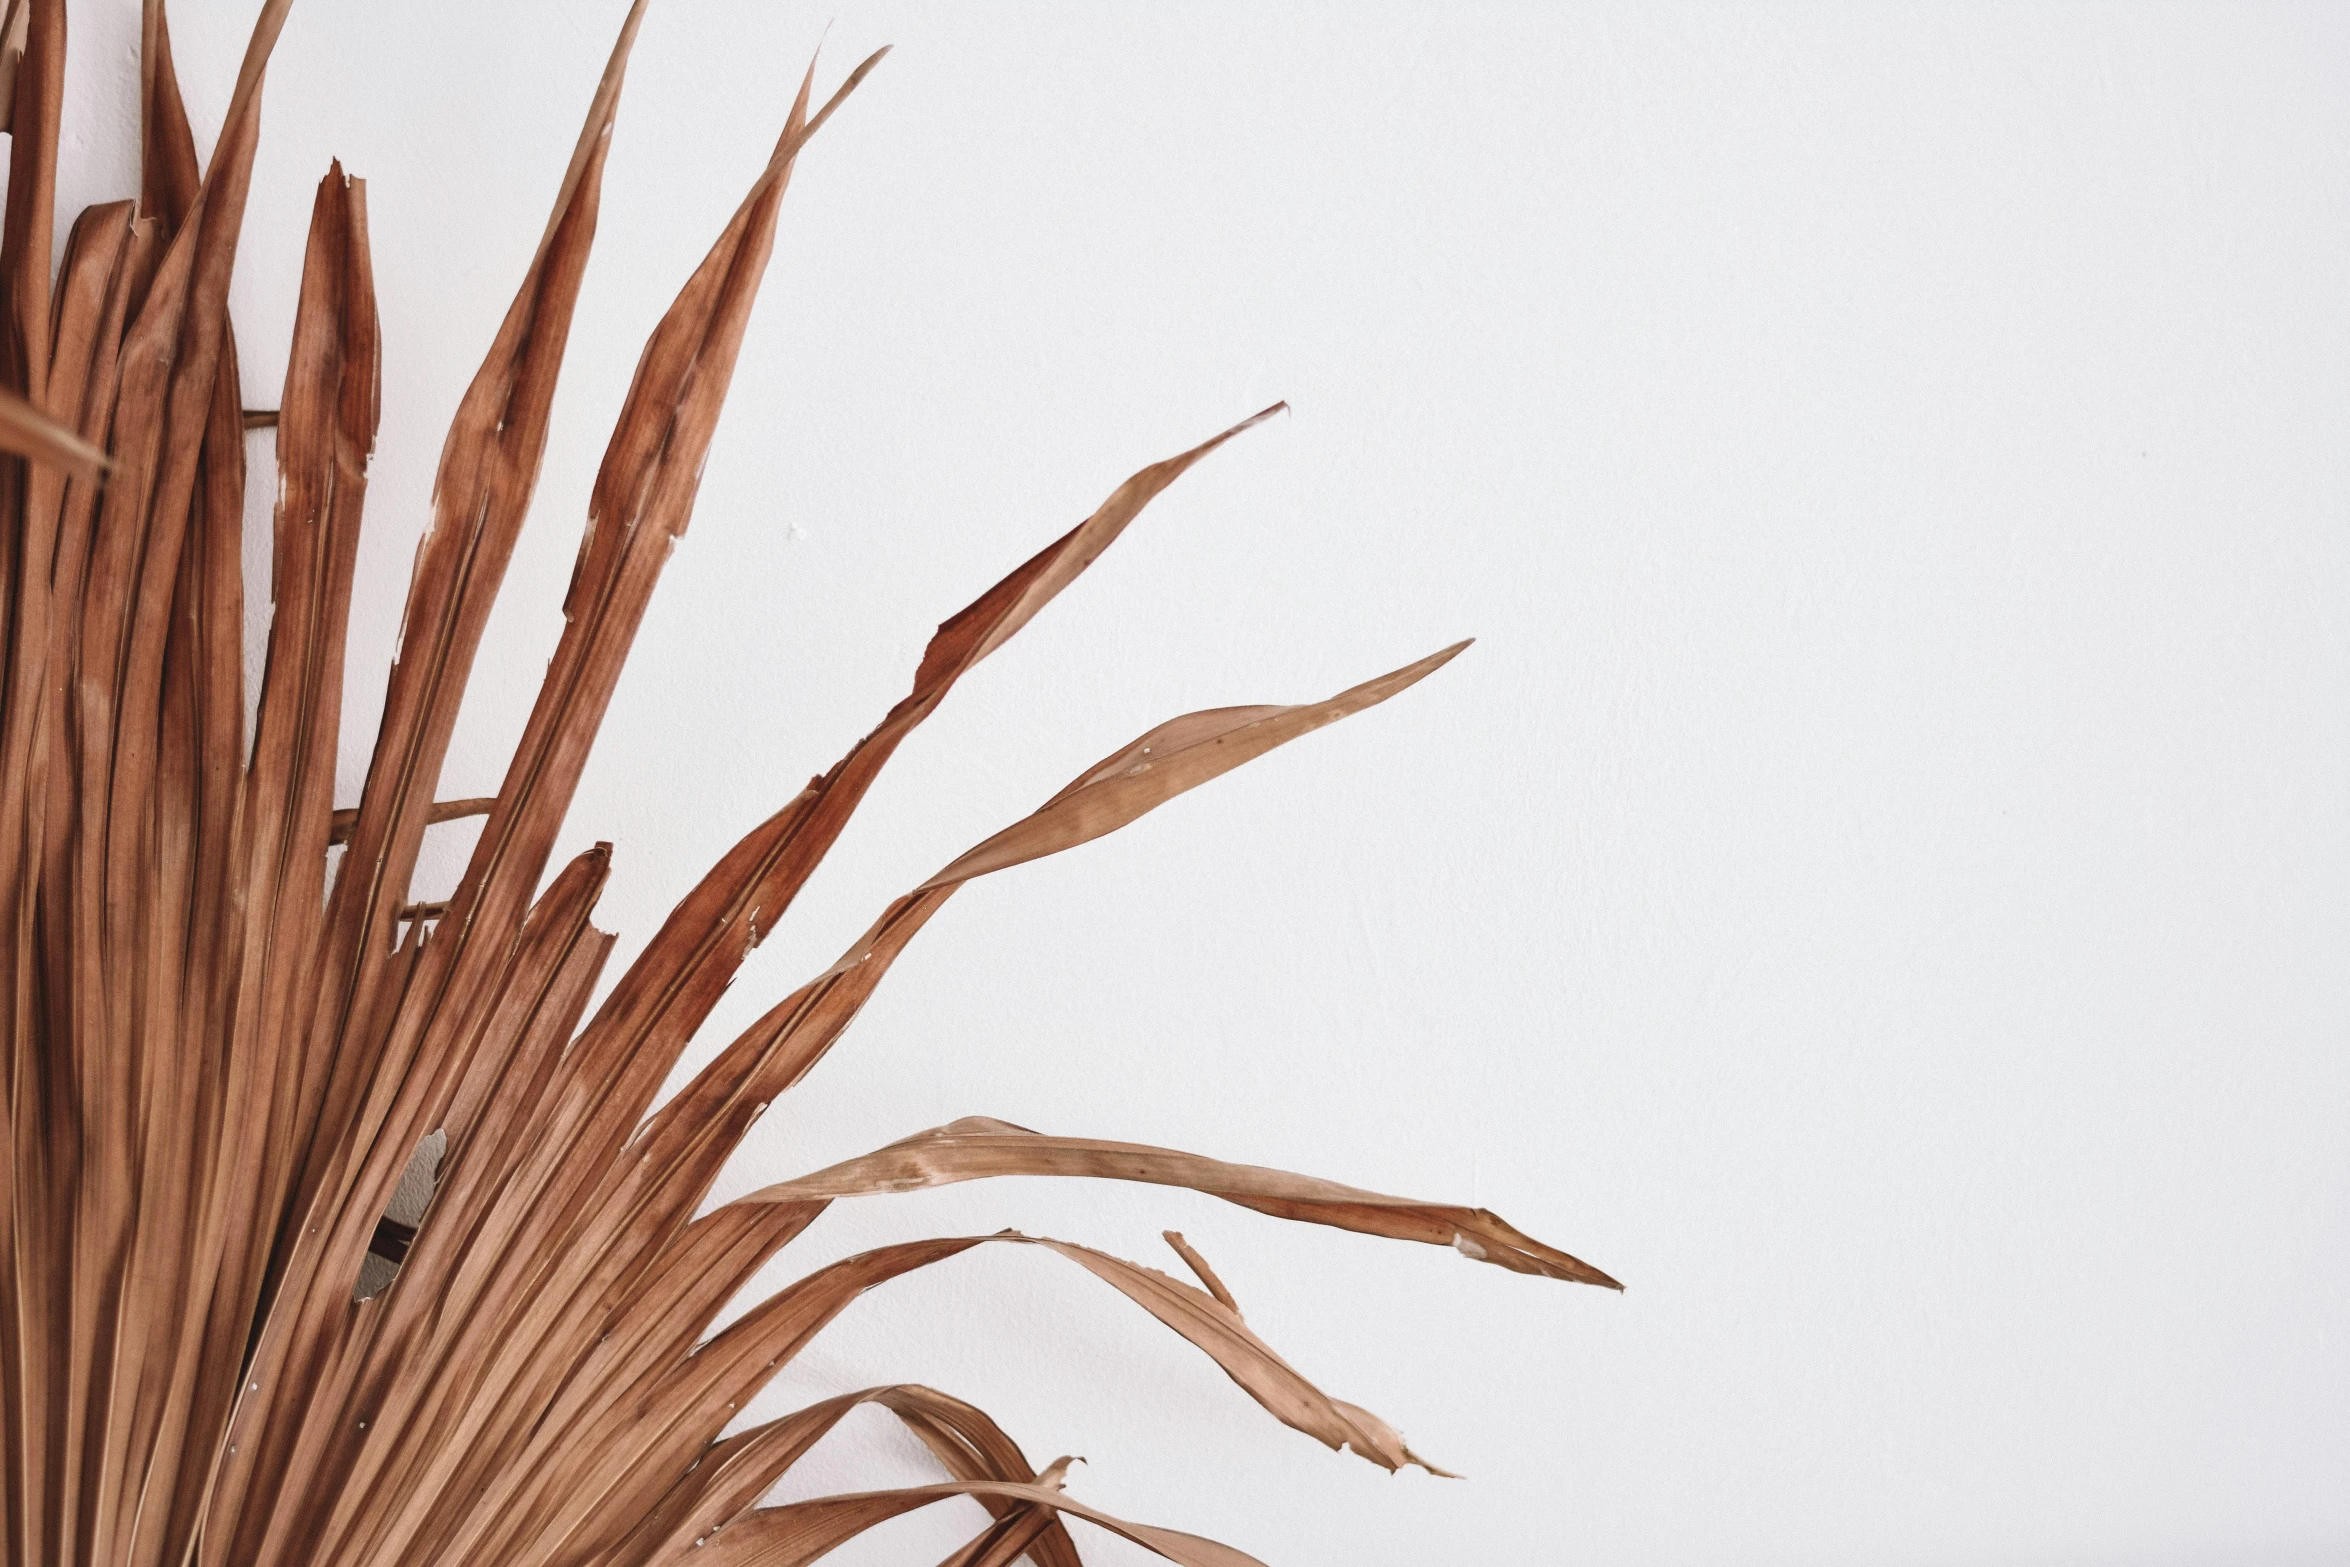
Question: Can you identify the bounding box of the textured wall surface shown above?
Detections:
[50,3,2349,1563]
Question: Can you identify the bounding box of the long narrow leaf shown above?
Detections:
[745,1116,1619,1287]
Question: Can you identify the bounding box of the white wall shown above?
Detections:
[55,3,2350,1563]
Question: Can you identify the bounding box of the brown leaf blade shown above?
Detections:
[692,1477,1266,1567]
[921,641,1470,890]
[742,1116,1620,1287]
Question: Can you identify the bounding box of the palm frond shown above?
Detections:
[0,5,1616,1564]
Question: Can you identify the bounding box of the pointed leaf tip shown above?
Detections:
[0,386,108,477]
[918,641,1476,892]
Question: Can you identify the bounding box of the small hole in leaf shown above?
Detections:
[354,1129,447,1301]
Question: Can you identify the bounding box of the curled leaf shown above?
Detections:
[598,1385,1078,1567]
[691,1477,1265,1567]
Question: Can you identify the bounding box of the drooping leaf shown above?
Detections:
[746,1115,1619,1287]
[613,1229,1453,1490]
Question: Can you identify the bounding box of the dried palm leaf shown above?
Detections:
[0,5,1619,1564]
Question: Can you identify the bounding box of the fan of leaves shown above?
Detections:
[0,4,1618,1565]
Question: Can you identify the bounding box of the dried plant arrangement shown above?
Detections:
[0,3,1621,1564]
